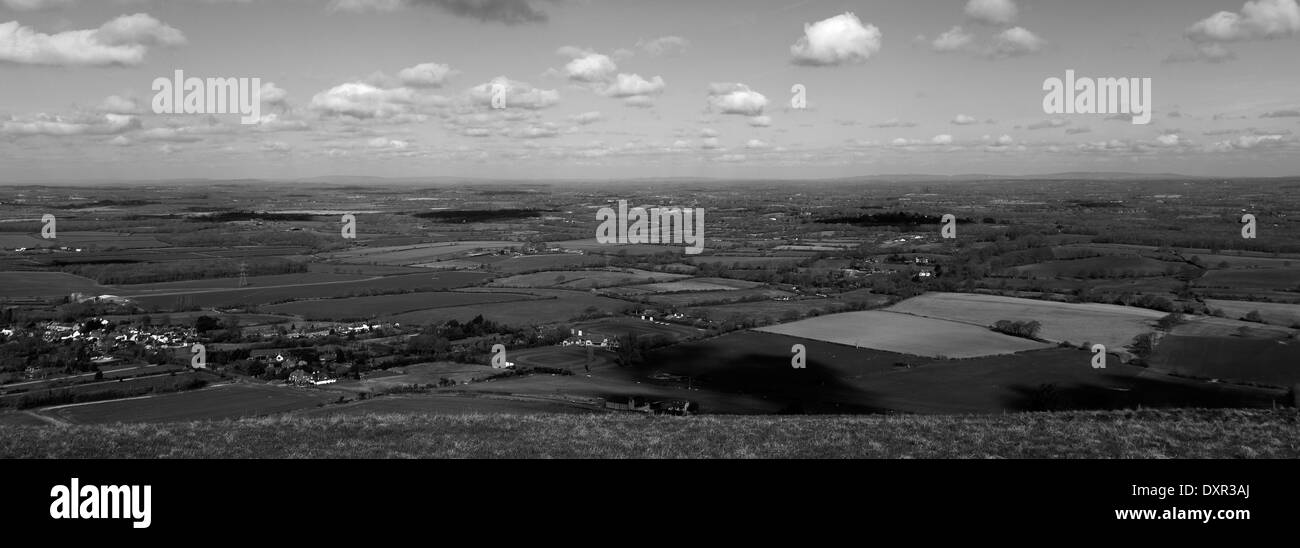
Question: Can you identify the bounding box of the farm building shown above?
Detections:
[604,396,652,413]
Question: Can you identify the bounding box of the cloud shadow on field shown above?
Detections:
[1003,375,1283,412]
[641,342,891,415]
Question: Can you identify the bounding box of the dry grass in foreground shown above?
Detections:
[1,408,1297,458]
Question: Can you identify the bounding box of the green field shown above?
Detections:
[0,271,105,297]
[2,409,1296,458]
[755,310,1053,358]
[1206,299,1300,326]
[491,269,688,289]
[41,383,341,424]
[324,241,519,265]
[571,316,707,344]
[1148,334,1300,387]
[113,272,370,291]
[1008,255,1192,278]
[638,288,795,307]
[469,253,611,273]
[263,291,536,320]
[0,232,169,250]
[387,288,631,326]
[1197,268,1300,290]
[885,292,1165,355]
[123,271,490,309]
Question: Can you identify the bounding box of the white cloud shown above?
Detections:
[97,95,141,114]
[1211,133,1289,150]
[872,118,917,128]
[790,12,882,66]
[1175,0,1300,62]
[952,114,978,125]
[467,77,559,110]
[512,123,560,139]
[931,26,974,52]
[745,139,770,149]
[603,73,665,97]
[398,62,456,88]
[636,35,689,56]
[310,82,417,118]
[561,49,618,83]
[989,27,1044,57]
[932,134,954,145]
[569,111,602,125]
[1026,118,1069,130]
[965,0,1018,25]
[1164,42,1238,63]
[261,141,292,153]
[707,83,768,116]
[1,112,139,136]
[748,115,772,127]
[1,0,75,11]
[328,0,552,25]
[260,82,289,108]
[623,95,654,108]
[0,13,185,66]
[1187,0,1300,42]
[367,137,410,149]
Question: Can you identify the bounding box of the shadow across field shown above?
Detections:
[643,335,892,414]
[1005,375,1284,412]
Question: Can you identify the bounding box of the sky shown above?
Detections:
[1,0,1299,182]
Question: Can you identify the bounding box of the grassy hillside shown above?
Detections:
[1,409,1297,458]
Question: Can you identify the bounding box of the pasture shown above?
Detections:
[1008,256,1192,278]
[885,292,1166,353]
[112,271,370,291]
[637,288,795,307]
[687,297,880,325]
[491,269,688,289]
[468,253,611,273]
[387,288,631,326]
[1197,268,1300,290]
[263,291,536,320]
[754,310,1053,358]
[122,271,490,309]
[1148,334,1300,387]
[570,316,707,344]
[0,271,105,297]
[631,277,764,293]
[1205,299,1300,326]
[547,238,679,256]
[324,241,519,265]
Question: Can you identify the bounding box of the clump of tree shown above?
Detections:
[1155,312,1186,330]
[1128,332,1158,366]
[991,319,1042,340]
